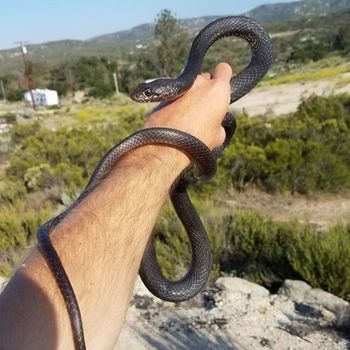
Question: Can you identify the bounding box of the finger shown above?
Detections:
[200,72,211,80]
[217,126,226,147]
[212,62,232,82]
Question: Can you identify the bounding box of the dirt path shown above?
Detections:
[231,73,350,116]
[219,189,350,229]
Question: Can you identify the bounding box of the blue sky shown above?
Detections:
[0,0,294,50]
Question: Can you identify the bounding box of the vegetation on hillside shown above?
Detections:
[2,9,350,101]
[192,94,350,194]
[49,56,119,98]
[1,94,350,300]
[247,0,350,23]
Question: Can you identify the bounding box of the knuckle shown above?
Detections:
[212,80,229,94]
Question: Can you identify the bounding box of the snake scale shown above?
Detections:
[37,16,273,349]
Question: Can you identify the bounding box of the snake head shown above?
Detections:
[130,78,180,103]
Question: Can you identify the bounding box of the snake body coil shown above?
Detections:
[37,16,273,350]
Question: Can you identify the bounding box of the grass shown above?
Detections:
[262,65,350,86]
[0,200,53,276]
[71,99,147,126]
[335,74,350,88]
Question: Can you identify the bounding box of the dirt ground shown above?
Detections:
[218,188,350,229]
[231,72,350,116]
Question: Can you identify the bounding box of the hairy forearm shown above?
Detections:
[0,145,189,350]
[0,63,233,350]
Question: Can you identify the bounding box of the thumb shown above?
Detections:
[211,63,232,82]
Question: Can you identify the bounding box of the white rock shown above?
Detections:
[133,276,156,299]
[321,309,337,322]
[0,276,7,293]
[116,277,349,350]
[278,279,312,302]
[278,280,350,325]
[305,288,349,316]
[215,277,270,297]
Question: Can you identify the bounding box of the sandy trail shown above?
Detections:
[218,188,350,230]
[231,73,350,116]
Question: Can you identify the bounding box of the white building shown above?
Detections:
[24,89,59,107]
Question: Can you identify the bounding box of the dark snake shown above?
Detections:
[37,16,273,349]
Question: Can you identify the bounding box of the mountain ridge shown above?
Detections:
[247,0,350,22]
[1,0,349,75]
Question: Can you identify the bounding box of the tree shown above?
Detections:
[49,57,118,98]
[154,9,189,77]
[118,50,158,93]
[332,23,350,52]
[49,63,77,96]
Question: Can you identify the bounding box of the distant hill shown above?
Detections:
[0,16,222,75]
[247,0,350,22]
[88,0,350,43]
[90,17,221,44]
[0,0,349,75]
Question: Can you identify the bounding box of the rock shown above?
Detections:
[260,337,272,348]
[294,302,321,318]
[215,277,270,297]
[202,290,218,309]
[0,276,7,293]
[212,317,228,329]
[0,123,10,134]
[133,276,156,299]
[278,279,312,302]
[116,277,349,350]
[321,309,337,322]
[304,288,349,318]
[72,91,85,104]
[133,295,154,310]
[278,280,350,327]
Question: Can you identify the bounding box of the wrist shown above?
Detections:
[109,144,191,183]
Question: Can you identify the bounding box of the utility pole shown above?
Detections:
[0,80,6,101]
[113,72,119,96]
[15,41,36,110]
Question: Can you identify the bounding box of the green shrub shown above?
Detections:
[153,205,350,300]
[24,163,55,191]
[214,94,350,194]
[288,41,328,63]
[6,90,23,102]
[49,56,118,97]
[0,181,26,204]
[0,112,16,124]
[2,95,350,301]
[0,200,53,275]
[287,224,350,299]
[215,211,350,299]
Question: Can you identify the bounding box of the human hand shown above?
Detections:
[144,63,232,151]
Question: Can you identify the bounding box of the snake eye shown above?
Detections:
[144,89,152,97]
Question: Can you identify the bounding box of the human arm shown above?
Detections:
[0,63,232,350]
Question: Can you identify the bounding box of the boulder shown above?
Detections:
[278,279,312,302]
[305,288,349,318]
[215,277,269,298]
[278,279,350,326]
